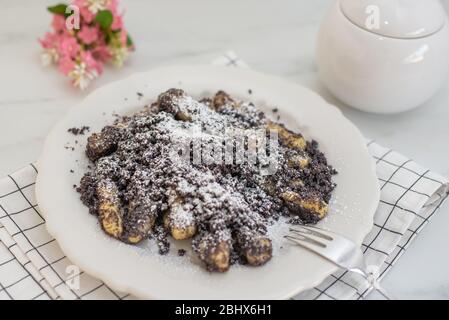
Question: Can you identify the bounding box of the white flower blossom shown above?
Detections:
[69,62,98,90]
[109,46,130,68]
[86,0,110,14]
[41,48,59,67]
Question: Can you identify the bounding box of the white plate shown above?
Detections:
[36,66,379,300]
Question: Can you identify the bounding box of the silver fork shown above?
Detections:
[285,225,394,300]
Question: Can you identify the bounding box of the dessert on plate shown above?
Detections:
[77,88,337,272]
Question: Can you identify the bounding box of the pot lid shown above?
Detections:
[340,0,447,39]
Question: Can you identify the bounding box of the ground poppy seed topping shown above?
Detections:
[77,89,337,272]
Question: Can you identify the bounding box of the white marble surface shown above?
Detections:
[0,0,448,299]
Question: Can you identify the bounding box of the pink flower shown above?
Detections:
[59,36,80,58]
[81,6,95,23]
[107,0,119,14]
[39,32,59,49]
[58,57,76,75]
[92,44,111,62]
[81,51,103,74]
[72,0,87,6]
[52,15,66,32]
[39,0,134,90]
[72,0,95,23]
[78,25,99,45]
[111,14,123,31]
[119,30,127,47]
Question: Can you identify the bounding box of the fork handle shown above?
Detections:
[375,285,394,300]
[355,267,395,300]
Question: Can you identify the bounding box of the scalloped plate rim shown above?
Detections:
[36,65,379,300]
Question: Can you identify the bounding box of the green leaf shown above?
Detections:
[47,3,67,15]
[105,32,112,45]
[95,10,114,30]
[127,34,134,47]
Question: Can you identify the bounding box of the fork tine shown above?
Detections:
[286,229,341,264]
[288,226,366,271]
[299,225,335,239]
[284,233,327,248]
[284,234,331,259]
[289,226,333,241]
[289,228,328,243]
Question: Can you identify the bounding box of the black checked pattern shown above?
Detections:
[0,165,130,300]
[211,51,248,68]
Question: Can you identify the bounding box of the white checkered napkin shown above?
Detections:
[0,165,131,300]
[0,53,448,300]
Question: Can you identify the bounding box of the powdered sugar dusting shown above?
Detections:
[78,89,337,271]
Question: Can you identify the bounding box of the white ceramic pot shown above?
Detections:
[316,0,449,114]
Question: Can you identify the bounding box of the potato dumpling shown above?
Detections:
[157,88,185,113]
[281,191,329,222]
[123,201,156,244]
[96,180,123,238]
[290,179,304,188]
[163,198,197,240]
[86,126,120,162]
[287,154,310,169]
[174,111,192,122]
[197,234,231,273]
[212,91,235,110]
[266,122,306,150]
[240,235,272,266]
[157,88,194,122]
[261,179,278,197]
